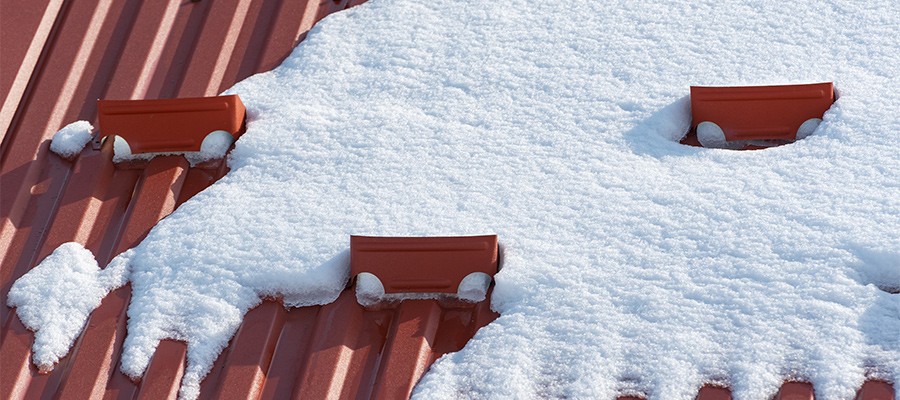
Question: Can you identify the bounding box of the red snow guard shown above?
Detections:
[351,235,499,294]
[97,95,246,154]
[684,82,834,149]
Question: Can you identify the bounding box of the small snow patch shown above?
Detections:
[457,272,491,302]
[8,243,129,370]
[111,131,234,166]
[355,272,386,306]
[354,272,490,307]
[199,130,234,160]
[49,121,93,159]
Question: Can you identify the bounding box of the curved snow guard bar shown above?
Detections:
[97,95,246,154]
[350,235,499,294]
[688,82,834,146]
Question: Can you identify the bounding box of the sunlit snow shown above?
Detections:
[8,243,128,370]
[49,120,93,159]
[110,130,235,166]
[11,0,900,399]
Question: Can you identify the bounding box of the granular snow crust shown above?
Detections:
[8,243,128,371]
[11,0,900,399]
[49,121,93,158]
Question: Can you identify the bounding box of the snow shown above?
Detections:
[111,130,233,166]
[697,122,734,149]
[12,0,900,399]
[355,272,386,306]
[7,243,128,370]
[796,118,823,140]
[354,271,490,307]
[49,120,93,158]
[457,272,492,302]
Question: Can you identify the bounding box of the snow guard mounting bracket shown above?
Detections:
[686,82,834,149]
[97,94,246,154]
[350,235,499,294]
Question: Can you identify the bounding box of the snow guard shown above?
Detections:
[350,235,499,294]
[97,95,246,154]
[687,82,834,149]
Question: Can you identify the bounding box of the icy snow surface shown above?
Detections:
[49,120,93,158]
[14,0,900,399]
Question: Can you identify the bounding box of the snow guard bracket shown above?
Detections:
[350,235,499,294]
[687,82,834,149]
[97,95,246,154]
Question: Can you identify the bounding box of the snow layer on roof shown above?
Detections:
[14,0,900,398]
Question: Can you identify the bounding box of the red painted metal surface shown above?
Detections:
[97,95,246,154]
[776,382,816,400]
[613,380,898,400]
[351,235,499,294]
[0,1,895,399]
[684,82,834,147]
[697,385,733,400]
[856,381,896,400]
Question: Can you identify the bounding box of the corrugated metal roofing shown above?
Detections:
[0,1,895,399]
[0,1,495,398]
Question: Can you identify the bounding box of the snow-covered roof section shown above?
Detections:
[7,0,900,399]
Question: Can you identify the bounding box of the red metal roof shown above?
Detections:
[0,1,894,399]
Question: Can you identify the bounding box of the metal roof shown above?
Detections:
[0,1,895,399]
[0,1,499,398]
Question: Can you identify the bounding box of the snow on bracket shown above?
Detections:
[350,235,499,303]
[97,95,246,155]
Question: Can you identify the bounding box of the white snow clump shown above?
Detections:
[49,121,93,158]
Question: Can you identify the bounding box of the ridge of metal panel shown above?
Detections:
[0,0,65,145]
